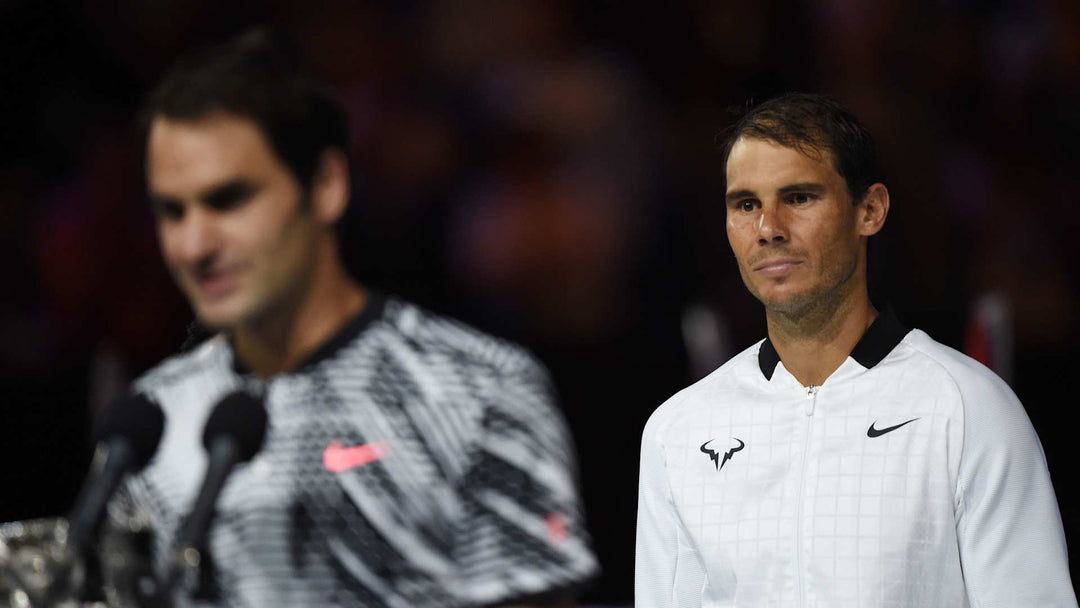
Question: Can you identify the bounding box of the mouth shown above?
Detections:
[752,258,802,276]
[190,267,241,299]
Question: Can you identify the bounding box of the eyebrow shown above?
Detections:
[147,191,179,214]
[147,178,256,211]
[725,182,828,203]
[777,182,827,195]
[200,179,256,207]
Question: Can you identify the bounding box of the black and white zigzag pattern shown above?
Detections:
[116,295,597,608]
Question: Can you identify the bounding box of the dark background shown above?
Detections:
[2,1,1078,603]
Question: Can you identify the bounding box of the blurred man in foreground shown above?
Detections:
[635,93,1076,606]
[115,29,596,607]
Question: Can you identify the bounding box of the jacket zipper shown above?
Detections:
[795,384,818,606]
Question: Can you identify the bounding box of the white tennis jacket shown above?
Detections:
[636,311,1076,607]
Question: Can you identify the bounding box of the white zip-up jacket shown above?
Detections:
[636,311,1076,607]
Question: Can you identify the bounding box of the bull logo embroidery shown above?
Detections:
[700,438,745,471]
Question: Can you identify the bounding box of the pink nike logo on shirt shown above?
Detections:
[546,512,569,544]
[323,441,389,472]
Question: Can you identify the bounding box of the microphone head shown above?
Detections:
[201,390,268,463]
[92,393,166,472]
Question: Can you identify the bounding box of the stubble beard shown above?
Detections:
[748,256,861,331]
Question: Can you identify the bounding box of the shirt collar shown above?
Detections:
[758,307,909,380]
[231,290,386,376]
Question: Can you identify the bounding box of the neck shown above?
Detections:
[233,246,366,378]
[765,286,877,387]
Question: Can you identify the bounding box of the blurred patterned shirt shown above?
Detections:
[116,293,597,608]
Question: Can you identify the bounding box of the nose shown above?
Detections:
[165,207,221,265]
[756,201,788,245]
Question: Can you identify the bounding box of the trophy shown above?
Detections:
[0,516,158,608]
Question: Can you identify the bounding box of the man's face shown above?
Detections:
[147,112,320,330]
[724,137,865,316]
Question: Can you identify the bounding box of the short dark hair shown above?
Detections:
[140,28,348,190]
[719,93,877,201]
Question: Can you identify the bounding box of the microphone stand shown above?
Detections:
[152,439,238,607]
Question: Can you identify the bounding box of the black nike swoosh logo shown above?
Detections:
[867,418,919,438]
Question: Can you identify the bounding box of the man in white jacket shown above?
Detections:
[635,92,1077,607]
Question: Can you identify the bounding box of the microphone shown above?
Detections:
[49,393,164,603]
[160,390,268,598]
[67,393,166,555]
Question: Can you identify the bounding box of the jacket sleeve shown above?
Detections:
[953,367,1078,607]
[451,362,598,606]
[635,411,705,608]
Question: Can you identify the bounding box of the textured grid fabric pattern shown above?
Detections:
[636,328,1076,608]
[116,295,597,608]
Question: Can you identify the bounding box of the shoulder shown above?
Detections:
[133,334,232,395]
[896,329,1019,407]
[372,297,548,381]
[352,297,556,429]
[643,340,763,445]
[373,299,572,453]
[895,329,1035,448]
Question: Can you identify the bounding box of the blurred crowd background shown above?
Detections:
[2,0,1078,602]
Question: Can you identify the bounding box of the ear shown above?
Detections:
[310,148,350,225]
[856,182,889,237]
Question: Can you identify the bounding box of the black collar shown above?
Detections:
[757,308,909,380]
[231,291,386,376]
